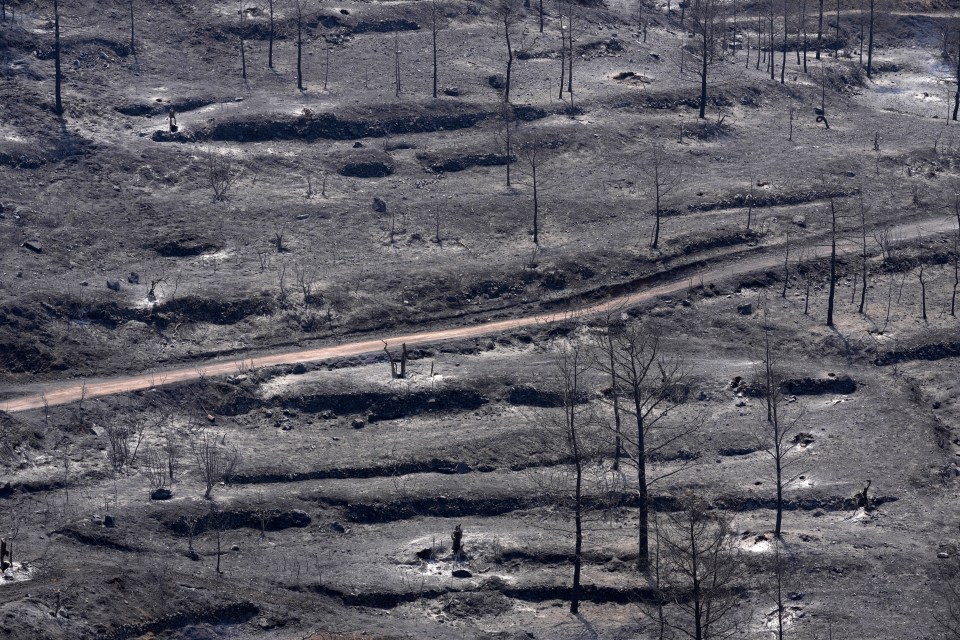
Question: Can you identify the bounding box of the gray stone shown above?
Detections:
[21,240,42,253]
[372,197,387,213]
[106,280,121,291]
[452,569,472,578]
[128,272,140,284]
[737,303,752,315]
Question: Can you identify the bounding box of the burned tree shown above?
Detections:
[294,0,306,90]
[54,0,63,116]
[517,128,547,246]
[192,429,242,499]
[430,0,448,98]
[540,342,598,614]
[757,311,805,538]
[641,144,682,250]
[655,492,746,638]
[596,325,696,570]
[687,0,725,119]
[496,0,521,103]
[268,0,275,68]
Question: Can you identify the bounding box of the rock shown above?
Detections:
[150,488,173,500]
[103,514,116,528]
[353,141,364,148]
[231,544,240,552]
[106,280,121,291]
[292,363,307,375]
[454,462,471,474]
[792,215,807,227]
[939,551,950,559]
[444,86,462,96]
[372,197,387,213]
[330,521,347,533]
[128,272,140,284]
[789,591,805,600]
[416,547,433,560]
[452,569,473,578]
[488,74,506,89]
[351,418,365,429]
[21,240,42,253]
[737,303,752,315]
[296,213,309,220]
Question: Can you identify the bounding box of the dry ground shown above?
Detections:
[2,0,960,638]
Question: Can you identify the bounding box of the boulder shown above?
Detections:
[21,240,42,253]
[150,488,173,500]
[372,197,387,213]
[737,303,752,315]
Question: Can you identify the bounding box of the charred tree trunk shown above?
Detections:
[816,0,824,59]
[827,197,837,327]
[54,0,63,116]
[268,0,274,68]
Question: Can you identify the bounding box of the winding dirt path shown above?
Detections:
[3,214,956,413]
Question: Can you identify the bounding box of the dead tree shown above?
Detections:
[596,325,695,570]
[267,0,275,68]
[497,0,521,103]
[54,0,63,116]
[858,191,869,314]
[656,493,745,638]
[816,0,824,59]
[127,0,135,55]
[541,342,597,614]
[517,128,546,246]
[757,311,805,537]
[206,150,236,202]
[294,0,305,90]
[383,341,408,378]
[826,194,839,327]
[687,0,725,119]
[430,0,448,98]
[239,3,248,80]
[192,430,242,499]
[641,144,682,250]
[953,192,959,317]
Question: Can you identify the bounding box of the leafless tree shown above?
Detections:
[496,0,522,103]
[858,191,870,314]
[595,324,696,570]
[826,193,839,327]
[239,3,248,80]
[105,423,133,472]
[127,0,135,55]
[539,342,597,614]
[952,191,959,317]
[192,430,242,499]
[641,144,682,250]
[655,492,746,639]
[686,0,725,118]
[163,428,183,484]
[430,0,448,98]
[756,310,805,537]
[517,128,546,246]
[142,447,167,490]
[54,0,63,116]
[267,0,275,68]
[294,0,306,90]
[206,150,236,202]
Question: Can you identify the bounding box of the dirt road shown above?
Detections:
[3,214,956,413]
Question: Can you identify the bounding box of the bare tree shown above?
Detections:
[686,0,725,119]
[816,0,824,59]
[952,191,960,317]
[496,0,521,103]
[127,0,135,55]
[430,0,448,98]
[192,430,242,499]
[206,149,236,202]
[826,193,839,327]
[656,492,746,639]
[596,324,696,570]
[757,311,805,538]
[141,447,167,491]
[294,0,305,91]
[267,0,275,68]
[540,342,597,614]
[54,0,63,116]
[239,2,248,80]
[858,191,870,314]
[517,128,546,246]
[641,144,682,250]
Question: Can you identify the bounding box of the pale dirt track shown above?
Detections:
[3,214,956,413]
